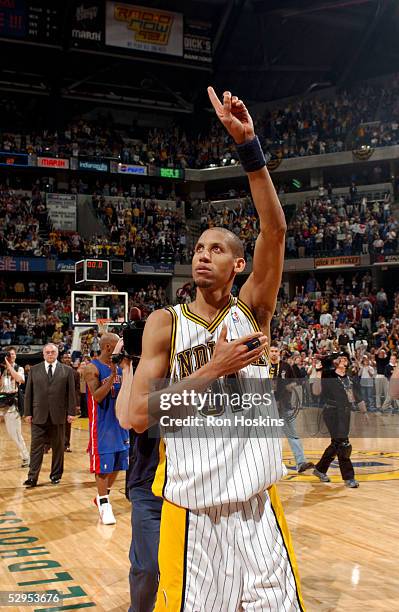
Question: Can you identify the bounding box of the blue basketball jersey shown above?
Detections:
[87,359,129,455]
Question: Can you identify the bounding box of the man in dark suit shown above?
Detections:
[23,343,76,487]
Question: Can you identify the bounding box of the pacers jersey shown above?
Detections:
[87,359,129,455]
[155,296,286,510]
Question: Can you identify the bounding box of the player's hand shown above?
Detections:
[4,357,12,371]
[67,415,75,424]
[210,325,267,377]
[207,87,255,144]
[25,416,32,424]
[112,337,131,371]
[112,337,124,355]
[360,411,370,425]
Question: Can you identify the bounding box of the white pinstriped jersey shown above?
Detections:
[161,296,286,510]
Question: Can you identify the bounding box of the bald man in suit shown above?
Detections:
[24,343,76,487]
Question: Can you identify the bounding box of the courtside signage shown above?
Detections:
[37,157,69,169]
[117,163,147,175]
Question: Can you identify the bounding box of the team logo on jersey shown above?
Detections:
[232,311,240,323]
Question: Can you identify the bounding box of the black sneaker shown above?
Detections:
[23,478,37,488]
[50,477,61,485]
[297,461,315,473]
[65,446,72,453]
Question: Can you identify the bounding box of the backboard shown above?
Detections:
[71,291,128,327]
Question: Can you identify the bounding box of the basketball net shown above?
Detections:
[96,318,112,335]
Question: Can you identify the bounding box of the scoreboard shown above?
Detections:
[0,1,212,66]
[0,0,60,45]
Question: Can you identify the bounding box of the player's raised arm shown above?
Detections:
[208,87,286,337]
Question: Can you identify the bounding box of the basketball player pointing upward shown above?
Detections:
[116,88,305,611]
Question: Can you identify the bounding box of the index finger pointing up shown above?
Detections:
[207,86,223,112]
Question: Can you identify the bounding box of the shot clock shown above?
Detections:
[75,259,109,284]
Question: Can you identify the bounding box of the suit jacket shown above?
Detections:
[24,361,76,424]
[66,365,80,407]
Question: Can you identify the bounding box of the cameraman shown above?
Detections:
[312,353,367,488]
[113,318,163,612]
[0,347,29,467]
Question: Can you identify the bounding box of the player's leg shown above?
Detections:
[154,499,241,612]
[108,449,129,492]
[94,453,117,524]
[106,471,119,492]
[240,488,305,612]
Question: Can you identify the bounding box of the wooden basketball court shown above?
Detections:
[0,418,398,611]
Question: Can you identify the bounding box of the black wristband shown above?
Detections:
[236,136,266,173]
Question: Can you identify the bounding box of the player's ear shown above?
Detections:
[234,257,246,273]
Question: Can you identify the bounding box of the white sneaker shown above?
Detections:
[100,502,116,525]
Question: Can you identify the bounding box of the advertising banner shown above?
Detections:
[106,2,183,56]
[46,194,77,231]
[56,260,76,273]
[37,157,69,169]
[71,0,105,48]
[314,256,361,268]
[373,253,399,265]
[0,151,28,167]
[117,163,147,175]
[78,158,109,172]
[183,19,212,64]
[133,263,173,274]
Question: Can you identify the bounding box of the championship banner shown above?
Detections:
[315,255,361,268]
[0,256,47,272]
[183,19,212,64]
[71,0,105,49]
[46,194,77,231]
[352,146,374,161]
[106,2,183,56]
[37,157,69,169]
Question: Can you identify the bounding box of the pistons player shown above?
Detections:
[84,333,129,525]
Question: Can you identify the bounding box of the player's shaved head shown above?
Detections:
[99,333,120,350]
[198,228,244,258]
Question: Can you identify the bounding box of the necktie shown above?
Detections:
[48,364,53,380]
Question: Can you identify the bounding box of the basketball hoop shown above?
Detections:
[96,318,112,334]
